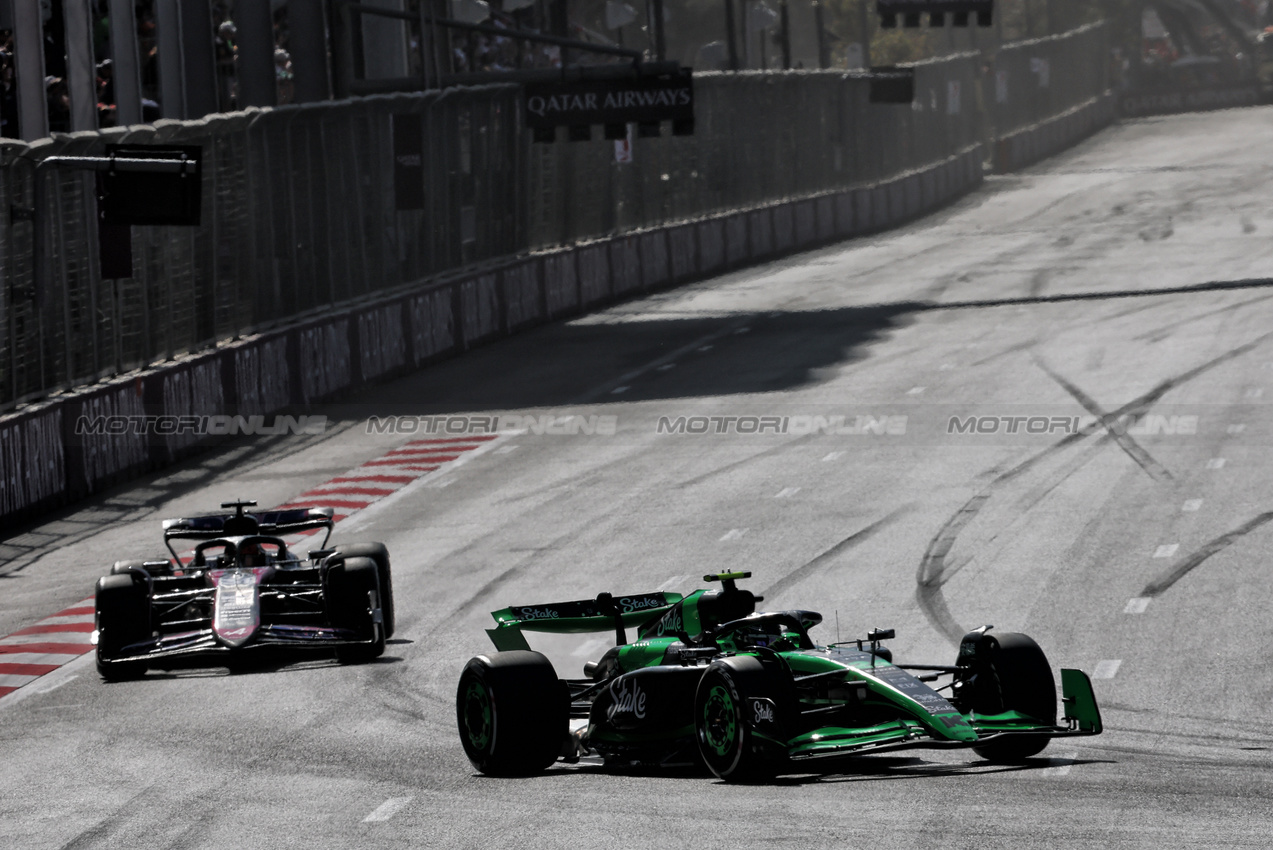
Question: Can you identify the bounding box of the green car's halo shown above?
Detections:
[455,572,1102,779]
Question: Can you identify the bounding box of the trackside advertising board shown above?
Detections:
[525,69,694,140]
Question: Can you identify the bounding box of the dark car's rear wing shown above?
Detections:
[162,505,335,542]
[488,591,683,651]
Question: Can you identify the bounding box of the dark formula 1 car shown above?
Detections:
[93,500,393,680]
[456,572,1102,780]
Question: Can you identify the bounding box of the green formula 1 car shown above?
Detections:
[456,572,1102,780]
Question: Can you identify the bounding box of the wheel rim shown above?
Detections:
[462,679,493,752]
[701,682,738,758]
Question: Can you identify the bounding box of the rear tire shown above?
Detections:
[456,651,567,776]
[330,543,394,638]
[111,559,170,577]
[95,574,151,681]
[325,557,385,663]
[111,560,148,575]
[960,632,1057,763]
[695,656,787,781]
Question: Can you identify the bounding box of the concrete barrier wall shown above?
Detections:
[0,143,987,526]
[993,92,1118,173]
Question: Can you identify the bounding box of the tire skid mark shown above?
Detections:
[53,786,156,850]
[938,435,1116,599]
[1034,358,1173,482]
[763,505,913,601]
[919,276,1273,313]
[444,504,629,625]
[916,333,1273,646]
[916,494,990,645]
[446,564,525,623]
[970,337,1038,368]
[674,433,815,490]
[1131,292,1273,343]
[1141,512,1273,597]
[962,253,1186,370]
[493,444,648,506]
[1095,297,1170,326]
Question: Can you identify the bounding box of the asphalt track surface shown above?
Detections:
[5,108,1273,849]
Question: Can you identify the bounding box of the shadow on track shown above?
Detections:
[94,654,406,682]
[348,303,920,413]
[520,753,1115,784]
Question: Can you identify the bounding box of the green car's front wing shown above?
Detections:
[772,668,1102,762]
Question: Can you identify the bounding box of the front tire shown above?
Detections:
[325,557,385,663]
[959,632,1057,763]
[330,543,394,638]
[695,656,787,781]
[456,651,567,776]
[95,573,151,681]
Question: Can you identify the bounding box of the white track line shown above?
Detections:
[1041,752,1079,777]
[363,797,414,823]
[1092,659,1123,679]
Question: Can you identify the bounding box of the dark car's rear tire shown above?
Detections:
[111,559,171,577]
[695,656,788,782]
[325,557,385,663]
[95,573,152,681]
[960,632,1057,763]
[330,543,394,638]
[456,651,567,776]
[111,560,149,575]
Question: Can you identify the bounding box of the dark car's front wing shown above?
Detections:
[96,624,378,667]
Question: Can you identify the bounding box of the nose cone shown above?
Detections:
[211,569,263,647]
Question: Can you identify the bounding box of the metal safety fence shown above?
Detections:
[989,22,1111,140]
[1,24,1107,415]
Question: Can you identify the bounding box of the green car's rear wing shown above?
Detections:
[488,591,683,651]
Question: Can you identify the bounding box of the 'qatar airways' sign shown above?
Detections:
[524,69,694,138]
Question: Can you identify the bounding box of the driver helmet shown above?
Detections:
[240,542,268,567]
[728,621,792,651]
[741,625,782,648]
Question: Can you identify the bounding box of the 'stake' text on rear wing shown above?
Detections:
[487,591,684,651]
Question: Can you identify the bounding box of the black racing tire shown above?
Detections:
[331,543,394,639]
[94,573,151,681]
[111,560,149,575]
[964,632,1057,763]
[456,651,568,776]
[694,656,788,782]
[325,557,386,663]
[111,559,172,577]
